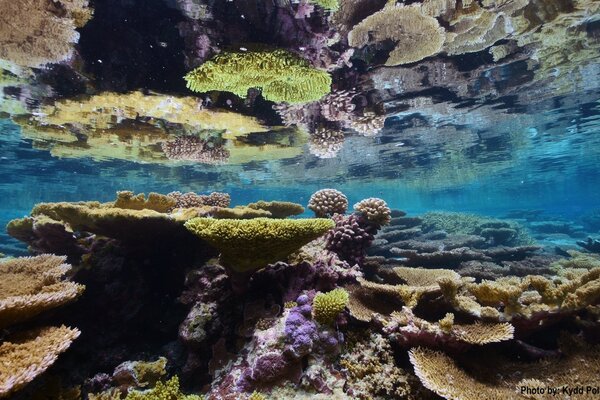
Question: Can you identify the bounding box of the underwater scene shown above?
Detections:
[1,0,600,398]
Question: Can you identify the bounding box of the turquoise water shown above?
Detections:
[2,0,600,399]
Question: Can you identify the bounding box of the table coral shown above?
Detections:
[247,201,305,219]
[184,217,334,272]
[348,4,446,66]
[0,326,81,398]
[184,49,332,104]
[0,254,84,328]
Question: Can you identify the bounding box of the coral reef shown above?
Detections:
[184,50,332,104]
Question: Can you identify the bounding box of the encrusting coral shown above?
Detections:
[0,254,85,328]
[348,4,446,66]
[0,0,93,68]
[184,49,332,104]
[0,326,81,398]
[184,217,334,272]
[308,189,348,218]
[312,288,349,324]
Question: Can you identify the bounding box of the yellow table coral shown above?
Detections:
[184,217,334,272]
[184,49,332,104]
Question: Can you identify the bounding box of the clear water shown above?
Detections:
[2,0,600,398]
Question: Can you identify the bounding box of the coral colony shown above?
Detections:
[1,0,600,399]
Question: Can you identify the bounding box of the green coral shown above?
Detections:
[124,376,202,400]
[248,392,267,400]
[309,0,339,11]
[313,288,349,324]
[184,49,331,104]
[246,200,305,218]
[184,217,334,272]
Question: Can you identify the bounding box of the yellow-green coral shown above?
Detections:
[309,0,339,11]
[313,288,349,324]
[246,200,305,218]
[248,392,267,400]
[114,191,176,213]
[184,50,331,104]
[184,217,334,272]
[124,376,202,400]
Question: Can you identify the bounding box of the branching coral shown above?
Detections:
[312,288,349,324]
[184,217,334,272]
[184,49,332,104]
[353,198,392,226]
[0,326,81,398]
[308,128,346,159]
[348,112,386,137]
[0,0,92,67]
[308,189,348,218]
[0,254,85,328]
[348,4,446,66]
[168,191,231,209]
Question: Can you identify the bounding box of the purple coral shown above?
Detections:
[326,214,379,265]
[284,297,318,358]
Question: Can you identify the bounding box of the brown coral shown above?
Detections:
[319,90,356,122]
[348,4,446,66]
[246,201,305,219]
[308,189,348,217]
[0,255,85,328]
[114,191,177,213]
[0,326,81,398]
[353,197,392,226]
[0,0,92,67]
[349,112,386,136]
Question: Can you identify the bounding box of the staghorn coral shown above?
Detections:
[124,376,202,400]
[308,189,348,218]
[308,128,346,159]
[114,191,177,213]
[348,4,446,66]
[184,217,334,273]
[0,326,81,398]
[0,0,92,68]
[184,50,332,104]
[161,135,230,164]
[246,200,305,219]
[0,255,85,328]
[353,198,392,226]
[312,288,349,324]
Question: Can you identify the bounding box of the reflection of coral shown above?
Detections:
[348,4,445,66]
[184,217,334,273]
[353,197,392,226]
[0,254,85,328]
[185,50,332,104]
[161,135,230,164]
[308,188,348,218]
[0,0,92,67]
[308,127,346,159]
[320,90,356,122]
[349,112,386,136]
[0,326,81,398]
